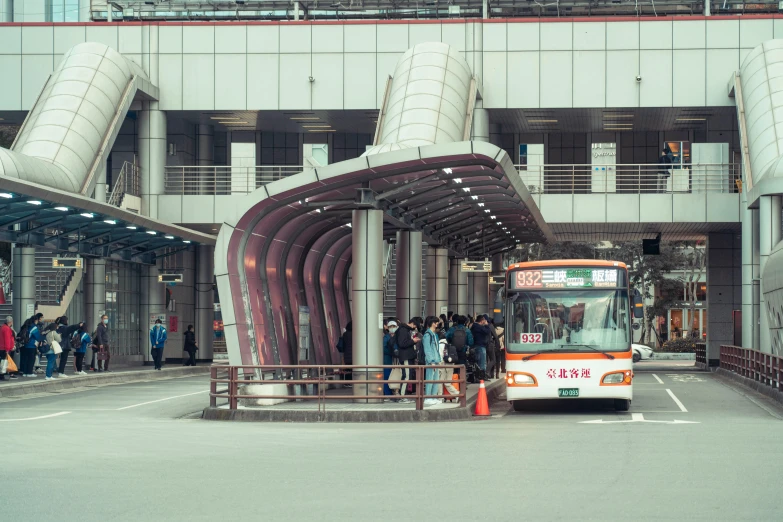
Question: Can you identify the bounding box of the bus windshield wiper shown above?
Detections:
[569,344,615,360]
[522,349,562,362]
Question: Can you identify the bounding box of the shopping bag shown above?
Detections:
[97,347,108,361]
[388,367,402,391]
[6,354,17,373]
[0,356,6,374]
[52,341,62,355]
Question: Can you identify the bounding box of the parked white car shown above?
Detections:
[632,344,654,363]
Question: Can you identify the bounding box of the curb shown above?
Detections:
[0,366,211,398]
[202,378,506,423]
[714,368,783,407]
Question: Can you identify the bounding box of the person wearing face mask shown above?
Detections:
[422,316,442,407]
[382,320,398,399]
[91,314,111,372]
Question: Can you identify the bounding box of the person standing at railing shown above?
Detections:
[150,318,168,371]
[657,150,672,193]
[340,322,353,387]
[422,316,442,407]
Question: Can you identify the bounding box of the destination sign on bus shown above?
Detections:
[511,268,621,289]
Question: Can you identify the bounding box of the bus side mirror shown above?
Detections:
[632,296,644,319]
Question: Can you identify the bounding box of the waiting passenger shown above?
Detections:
[422,316,442,407]
[0,316,14,381]
[73,324,91,375]
[393,319,420,404]
[21,315,44,378]
[382,320,398,399]
[341,322,353,385]
[150,318,168,371]
[445,315,474,372]
[183,325,198,366]
[43,323,62,381]
[470,315,492,381]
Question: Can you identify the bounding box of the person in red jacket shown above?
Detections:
[0,316,15,381]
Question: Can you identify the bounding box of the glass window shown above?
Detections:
[507,289,630,353]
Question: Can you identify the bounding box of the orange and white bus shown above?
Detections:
[503,260,643,411]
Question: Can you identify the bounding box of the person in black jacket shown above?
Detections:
[55,317,82,377]
[657,149,672,193]
[183,325,198,366]
[91,315,111,372]
[393,319,420,404]
[470,315,492,381]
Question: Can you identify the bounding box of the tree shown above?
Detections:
[507,242,600,264]
[609,242,685,344]
[678,241,706,339]
[0,125,19,149]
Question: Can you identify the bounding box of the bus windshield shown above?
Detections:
[506,289,630,353]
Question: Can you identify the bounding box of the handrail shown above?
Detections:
[516,162,740,195]
[720,345,782,393]
[382,242,394,306]
[164,165,306,195]
[209,364,468,412]
[107,160,140,207]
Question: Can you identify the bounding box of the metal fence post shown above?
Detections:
[209,366,217,407]
[229,366,238,410]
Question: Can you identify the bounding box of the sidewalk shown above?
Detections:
[203,378,506,422]
[0,364,211,398]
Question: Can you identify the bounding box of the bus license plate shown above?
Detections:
[558,388,579,398]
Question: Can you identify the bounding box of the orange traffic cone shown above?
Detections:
[474,380,490,417]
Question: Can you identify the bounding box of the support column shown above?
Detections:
[466,273,475,316]
[139,102,167,218]
[472,273,489,317]
[449,258,467,316]
[14,247,35,326]
[85,259,106,337]
[196,245,214,361]
[706,233,742,365]
[294,1,300,20]
[1,0,12,23]
[140,261,165,364]
[472,108,490,142]
[197,124,214,195]
[352,210,384,400]
[742,206,759,350]
[425,247,449,317]
[759,196,782,353]
[489,253,504,313]
[94,162,107,203]
[396,231,422,321]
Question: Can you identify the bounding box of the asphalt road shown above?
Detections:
[3,369,782,521]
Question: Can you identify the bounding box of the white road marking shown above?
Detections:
[580,413,698,425]
[652,374,664,384]
[116,390,209,410]
[666,374,705,383]
[666,388,688,412]
[0,411,71,422]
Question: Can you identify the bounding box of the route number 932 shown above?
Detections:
[518,333,543,344]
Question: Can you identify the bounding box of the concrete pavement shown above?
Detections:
[3,369,783,521]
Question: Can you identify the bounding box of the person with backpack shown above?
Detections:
[393,319,419,404]
[445,315,474,375]
[20,315,44,377]
[43,322,62,381]
[73,323,91,375]
[0,316,15,381]
[150,318,168,370]
[422,316,442,407]
[54,316,78,378]
[470,315,492,381]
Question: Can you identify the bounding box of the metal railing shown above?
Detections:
[695,342,707,367]
[210,364,467,412]
[108,160,141,207]
[516,163,741,195]
[164,165,304,195]
[720,345,782,392]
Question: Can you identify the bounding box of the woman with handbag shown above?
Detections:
[43,323,62,381]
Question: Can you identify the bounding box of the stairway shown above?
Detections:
[0,249,82,321]
[382,243,428,319]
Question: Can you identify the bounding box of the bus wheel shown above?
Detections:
[614,399,630,411]
[512,401,526,412]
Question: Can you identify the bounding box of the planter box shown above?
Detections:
[650,352,696,360]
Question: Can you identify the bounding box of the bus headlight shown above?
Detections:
[602,373,625,384]
[507,373,537,386]
[601,371,632,385]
